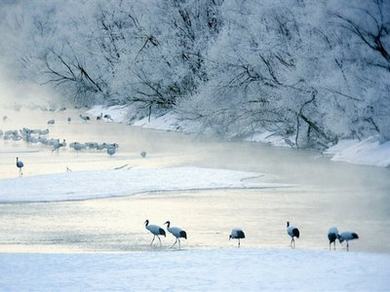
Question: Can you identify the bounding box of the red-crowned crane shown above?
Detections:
[164,221,187,248]
[229,228,245,248]
[287,221,300,248]
[328,227,339,250]
[338,231,359,251]
[145,219,166,247]
[16,157,24,176]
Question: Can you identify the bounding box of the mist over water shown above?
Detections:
[0,107,389,253]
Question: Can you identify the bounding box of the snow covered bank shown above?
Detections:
[0,167,284,203]
[0,248,388,291]
[325,136,390,168]
[87,106,390,168]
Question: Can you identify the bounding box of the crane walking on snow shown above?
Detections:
[338,231,359,251]
[164,221,187,248]
[328,227,339,250]
[229,229,245,248]
[287,221,300,248]
[16,157,24,176]
[145,219,166,247]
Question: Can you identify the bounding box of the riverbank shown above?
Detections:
[87,105,390,168]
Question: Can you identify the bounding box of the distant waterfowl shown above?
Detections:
[145,219,166,247]
[338,231,359,251]
[16,157,24,176]
[103,114,113,121]
[47,119,55,125]
[140,151,147,158]
[79,114,90,122]
[67,117,71,123]
[52,139,66,152]
[287,221,300,248]
[2,115,8,121]
[328,227,339,250]
[97,113,103,120]
[229,228,245,248]
[164,221,187,248]
[106,146,116,156]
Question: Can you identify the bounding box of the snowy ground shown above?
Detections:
[0,167,285,202]
[325,136,390,168]
[0,248,389,291]
[87,105,390,168]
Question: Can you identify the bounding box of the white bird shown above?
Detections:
[287,221,300,248]
[107,146,117,156]
[229,228,245,248]
[164,221,187,248]
[328,227,339,250]
[47,119,55,125]
[16,157,24,176]
[79,114,90,122]
[338,231,359,251]
[145,219,166,247]
[104,114,113,121]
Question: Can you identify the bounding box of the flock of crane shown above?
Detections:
[1,113,120,156]
[4,111,360,252]
[145,220,359,251]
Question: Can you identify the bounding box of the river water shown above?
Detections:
[0,107,389,253]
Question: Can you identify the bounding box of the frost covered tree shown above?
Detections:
[0,0,389,147]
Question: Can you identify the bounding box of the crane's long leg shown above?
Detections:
[238,239,240,248]
[347,242,349,252]
[157,236,162,247]
[150,235,155,246]
[178,239,181,249]
[334,242,336,251]
[170,238,177,248]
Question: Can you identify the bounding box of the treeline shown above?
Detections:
[1,0,389,147]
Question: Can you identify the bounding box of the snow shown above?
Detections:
[0,167,284,203]
[325,136,390,167]
[244,131,293,148]
[0,248,388,291]
[87,105,130,123]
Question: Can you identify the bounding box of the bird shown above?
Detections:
[47,119,55,125]
[79,114,90,122]
[140,151,147,158]
[52,139,66,152]
[229,228,245,248]
[328,227,339,250]
[338,231,359,251]
[145,219,166,247]
[96,113,103,120]
[164,221,187,248]
[287,221,300,248]
[16,157,24,176]
[67,117,71,123]
[2,115,8,122]
[107,146,117,156]
[104,114,113,121]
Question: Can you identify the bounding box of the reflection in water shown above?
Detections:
[0,108,389,253]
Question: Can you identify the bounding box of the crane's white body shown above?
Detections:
[229,229,245,248]
[145,220,166,247]
[287,222,300,249]
[328,227,339,250]
[16,157,24,176]
[338,231,359,251]
[165,221,187,248]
